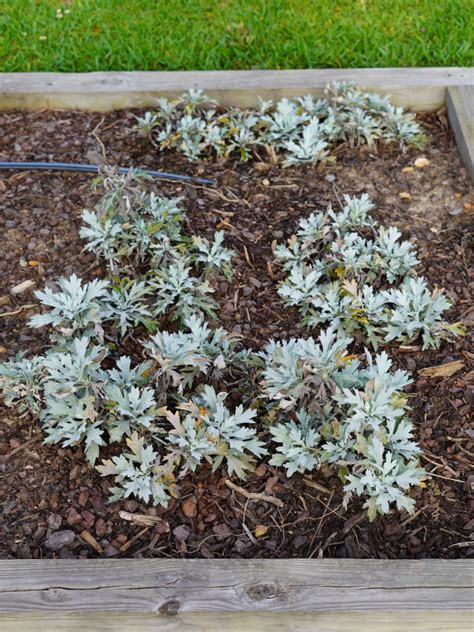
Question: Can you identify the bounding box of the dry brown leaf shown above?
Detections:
[255,524,268,537]
[418,360,464,378]
[182,498,197,518]
[119,510,168,527]
[414,157,430,168]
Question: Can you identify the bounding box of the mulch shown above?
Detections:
[0,108,472,560]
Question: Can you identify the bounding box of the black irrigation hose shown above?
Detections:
[0,161,216,186]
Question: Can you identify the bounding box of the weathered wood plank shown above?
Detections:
[447,86,474,181]
[1,559,471,592]
[2,611,474,632]
[0,559,472,632]
[0,68,473,112]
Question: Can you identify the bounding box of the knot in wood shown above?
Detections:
[40,588,69,604]
[245,581,282,601]
[158,598,181,616]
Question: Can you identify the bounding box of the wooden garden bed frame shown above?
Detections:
[0,68,473,630]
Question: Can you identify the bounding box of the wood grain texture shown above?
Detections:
[0,68,473,112]
[0,560,472,631]
[1,611,474,632]
[447,86,474,181]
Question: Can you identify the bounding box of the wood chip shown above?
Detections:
[414,157,430,168]
[419,360,465,378]
[79,529,104,555]
[11,280,35,295]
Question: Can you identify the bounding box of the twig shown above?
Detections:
[8,434,43,457]
[0,304,36,318]
[120,526,150,553]
[213,209,234,218]
[188,531,236,553]
[448,541,474,549]
[303,477,332,495]
[91,116,107,161]
[242,521,258,545]
[225,479,284,508]
[242,245,254,268]
[400,507,423,527]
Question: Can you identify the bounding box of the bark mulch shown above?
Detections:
[0,108,472,560]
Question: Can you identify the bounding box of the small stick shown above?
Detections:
[225,479,284,508]
[9,434,42,457]
[0,304,36,318]
[242,521,258,545]
[216,218,238,230]
[303,477,332,495]
[243,245,254,268]
[120,526,150,553]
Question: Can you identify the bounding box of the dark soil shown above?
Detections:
[0,108,472,560]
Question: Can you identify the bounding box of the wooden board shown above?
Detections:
[0,68,473,112]
[447,86,474,181]
[0,559,472,631]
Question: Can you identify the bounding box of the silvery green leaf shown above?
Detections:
[29,274,108,332]
[101,280,152,336]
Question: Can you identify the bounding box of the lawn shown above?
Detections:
[0,0,472,72]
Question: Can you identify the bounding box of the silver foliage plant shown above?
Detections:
[261,327,425,520]
[275,194,464,350]
[1,178,459,521]
[79,170,235,325]
[136,82,426,166]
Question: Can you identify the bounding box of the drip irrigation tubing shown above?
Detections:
[0,161,216,186]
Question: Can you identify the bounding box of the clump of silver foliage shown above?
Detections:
[2,176,464,520]
[274,193,464,350]
[136,82,426,165]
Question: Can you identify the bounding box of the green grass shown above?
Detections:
[0,0,472,72]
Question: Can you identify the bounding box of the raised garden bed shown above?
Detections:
[0,69,473,629]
